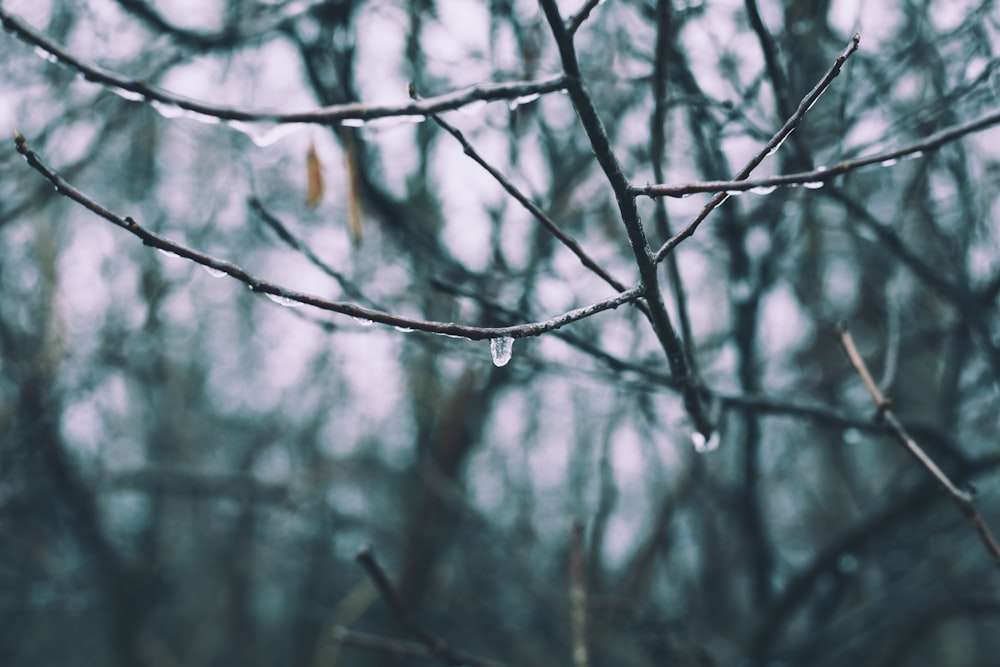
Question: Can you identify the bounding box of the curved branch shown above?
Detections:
[12,132,640,341]
[0,7,566,126]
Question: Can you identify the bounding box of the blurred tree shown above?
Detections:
[2,1,1000,666]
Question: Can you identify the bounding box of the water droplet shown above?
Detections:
[32,46,59,64]
[902,150,925,161]
[183,109,221,125]
[266,293,301,308]
[203,266,226,278]
[725,189,746,196]
[359,115,426,136]
[393,326,414,333]
[111,87,145,102]
[352,317,374,327]
[490,336,514,367]
[151,100,184,119]
[879,158,898,167]
[508,93,540,110]
[767,133,790,155]
[156,248,181,260]
[691,430,720,453]
[342,118,366,127]
[750,185,777,195]
[227,120,305,147]
[803,180,824,190]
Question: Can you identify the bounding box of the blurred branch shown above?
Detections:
[11,131,641,341]
[749,454,1000,662]
[0,7,566,126]
[331,627,506,667]
[355,545,502,667]
[569,519,590,667]
[837,324,1000,572]
[652,33,860,263]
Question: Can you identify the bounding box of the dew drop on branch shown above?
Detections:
[750,185,777,195]
[490,336,514,367]
[266,293,301,308]
[691,430,720,453]
[111,87,145,102]
[202,266,226,278]
[32,46,59,64]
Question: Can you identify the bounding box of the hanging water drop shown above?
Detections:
[352,316,374,327]
[803,180,824,190]
[342,118,366,127]
[508,93,540,110]
[32,46,59,64]
[490,336,514,367]
[111,87,145,102]
[227,121,305,147]
[750,185,777,195]
[880,158,898,167]
[266,293,301,308]
[691,430,720,453]
[151,100,184,119]
[203,266,226,278]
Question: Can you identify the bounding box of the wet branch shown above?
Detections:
[12,132,641,341]
[652,33,860,263]
[0,7,566,126]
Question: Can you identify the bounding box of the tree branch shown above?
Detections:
[652,33,860,263]
[12,131,640,341]
[0,7,566,126]
[837,324,1000,572]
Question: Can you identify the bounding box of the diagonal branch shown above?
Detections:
[355,545,503,667]
[652,33,860,263]
[12,131,640,341]
[634,106,1000,199]
[837,324,1000,573]
[0,7,566,127]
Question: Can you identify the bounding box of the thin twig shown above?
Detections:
[355,545,499,667]
[0,7,565,126]
[569,519,590,667]
[11,131,641,341]
[635,106,1000,198]
[652,33,860,263]
[414,90,629,293]
[566,0,604,36]
[836,324,1000,572]
[332,626,508,667]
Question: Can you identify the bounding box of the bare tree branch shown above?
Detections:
[652,33,860,263]
[0,7,566,127]
[355,545,503,667]
[539,0,713,437]
[837,324,1000,572]
[11,131,642,341]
